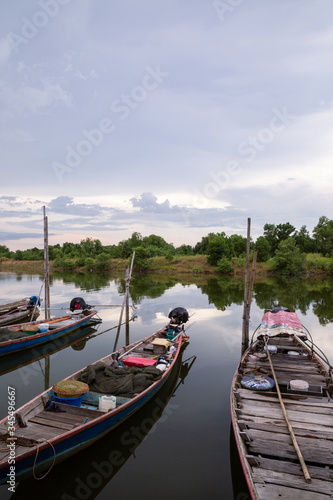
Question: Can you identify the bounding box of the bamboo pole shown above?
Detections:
[264,337,312,484]
[113,252,135,351]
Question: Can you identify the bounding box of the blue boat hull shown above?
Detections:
[0,313,98,356]
[0,363,174,483]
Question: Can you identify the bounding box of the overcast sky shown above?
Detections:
[1,1,332,250]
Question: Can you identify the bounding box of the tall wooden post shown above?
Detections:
[43,206,50,320]
[43,206,50,389]
[242,218,251,352]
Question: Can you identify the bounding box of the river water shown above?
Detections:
[0,271,333,500]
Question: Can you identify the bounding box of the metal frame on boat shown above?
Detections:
[231,308,333,499]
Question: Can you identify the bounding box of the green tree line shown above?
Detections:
[1,216,333,275]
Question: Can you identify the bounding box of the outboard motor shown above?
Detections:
[69,297,91,312]
[168,307,189,325]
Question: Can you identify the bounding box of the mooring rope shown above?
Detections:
[32,439,56,480]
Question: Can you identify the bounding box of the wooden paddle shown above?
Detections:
[264,336,312,484]
[44,316,72,324]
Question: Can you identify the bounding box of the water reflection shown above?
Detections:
[1,271,333,500]
[10,270,333,327]
[0,325,100,377]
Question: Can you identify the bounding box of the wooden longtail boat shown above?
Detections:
[10,344,194,498]
[0,324,100,377]
[0,311,189,484]
[0,309,99,357]
[231,307,333,499]
[0,297,40,327]
[0,299,33,315]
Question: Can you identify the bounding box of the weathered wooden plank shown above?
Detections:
[34,410,88,424]
[240,402,333,427]
[238,398,333,415]
[238,414,333,435]
[248,437,333,465]
[247,428,333,453]
[29,416,73,430]
[256,482,331,499]
[253,468,333,495]
[236,389,333,409]
[238,419,333,441]
[254,456,333,482]
[16,422,64,439]
[246,358,319,370]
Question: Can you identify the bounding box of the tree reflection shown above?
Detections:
[52,271,333,326]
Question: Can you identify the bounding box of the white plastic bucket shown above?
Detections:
[38,323,49,333]
[290,380,309,391]
[99,395,116,412]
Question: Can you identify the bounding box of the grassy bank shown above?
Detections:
[0,256,216,276]
[0,255,331,278]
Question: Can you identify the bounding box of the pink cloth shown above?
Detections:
[261,311,302,329]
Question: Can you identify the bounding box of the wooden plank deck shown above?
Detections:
[233,335,333,499]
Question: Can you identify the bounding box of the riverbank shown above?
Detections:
[0,255,267,277]
[0,256,328,278]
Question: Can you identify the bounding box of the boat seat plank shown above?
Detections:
[245,354,318,364]
[236,389,333,409]
[253,468,333,496]
[254,456,333,482]
[248,437,333,465]
[255,482,331,499]
[240,402,333,427]
[239,414,333,435]
[29,416,74,431]
[247,428,333,453]
[245,361,323,375]
[239,398,333,416]
[237,419,333,441]
[33,410,93,424]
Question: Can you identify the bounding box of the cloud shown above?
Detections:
[1,2,333,250]
[0,78,72,117]
[130,192,182,213]
[0,232,41,242]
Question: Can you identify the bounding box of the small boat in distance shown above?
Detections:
[0,296,40,327]
[0,307,190,484]
[231,307,333,499]
[0,298,99,357]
